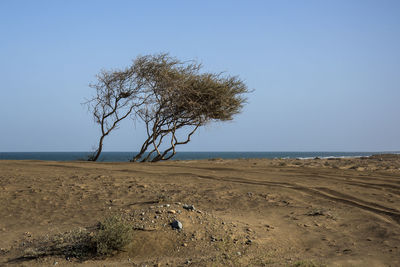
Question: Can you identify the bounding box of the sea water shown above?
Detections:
[0,151,391,162]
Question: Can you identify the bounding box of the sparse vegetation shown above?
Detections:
[19,215,132,261]
[93,215,133,255]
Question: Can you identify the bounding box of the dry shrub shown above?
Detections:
[93,215,132,255]
[20,215,132,260]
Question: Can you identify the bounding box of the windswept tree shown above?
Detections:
[131,54,249,162]
[87,53,249,162]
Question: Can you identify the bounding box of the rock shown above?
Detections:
[182,243,188,247]
[164,204,170,207]
[245,239,252,245]
[236,252,241,256]
[171,220,183,230]
[155,210,162,214]
[183,204,195,211]
[167,210,176,214]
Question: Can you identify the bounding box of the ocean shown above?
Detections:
[0,151,391,162]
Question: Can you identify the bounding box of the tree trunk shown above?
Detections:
[88,135,105,161]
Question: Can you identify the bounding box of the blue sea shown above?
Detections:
[0,151,393,162]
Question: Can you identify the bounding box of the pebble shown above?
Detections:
[167,210,176,214]
[236,252,241,256]
[183,204,195,211]
[171,220,183,230]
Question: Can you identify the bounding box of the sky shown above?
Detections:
[0,0,399,152]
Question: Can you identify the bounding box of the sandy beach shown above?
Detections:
[0,155,399,266]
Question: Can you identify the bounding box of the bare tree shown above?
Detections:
[85,65,147,161]
[131,54,249,162]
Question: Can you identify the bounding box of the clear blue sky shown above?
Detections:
[1,0,399,152]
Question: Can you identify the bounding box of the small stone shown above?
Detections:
[182,243,188,247]
[140,212,145,216]
[167,210,176,214]
[171,220,183,230]
[183,204,195,211]
[53,261,58,266]
[236,252,241,256]
[343,248,352,254]
[164,204,170,207]
[175,202,182,205]
[155,210,162,214]
[245,239,252,245]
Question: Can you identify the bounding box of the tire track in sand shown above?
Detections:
[193,174,400,225]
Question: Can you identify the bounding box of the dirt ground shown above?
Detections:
[0,154,399,266]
